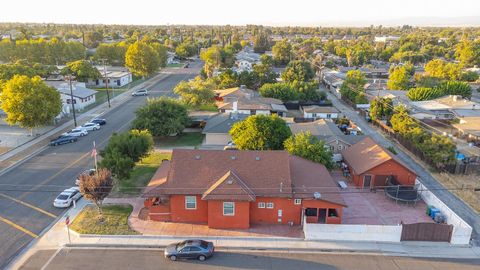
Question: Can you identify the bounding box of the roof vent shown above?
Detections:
[255,156,260,161]
[194,155,201,160]
[231,156,236,160]
[313,192,321,199]
[227,180,234,185]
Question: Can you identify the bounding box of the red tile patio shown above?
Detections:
[331,171,434,225]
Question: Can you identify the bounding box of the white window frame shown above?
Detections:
[258,202,265,208]
[266,202,274,209]
[185,196,197,209]
[294,199,302,205]
[223,202,235,216]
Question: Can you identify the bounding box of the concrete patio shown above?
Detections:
[331,171,434,225]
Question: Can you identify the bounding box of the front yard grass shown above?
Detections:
[116,151,172,195]
[70,204,138,235]
[154,132,204,148]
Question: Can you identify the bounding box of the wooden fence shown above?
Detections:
[401,222,453,242]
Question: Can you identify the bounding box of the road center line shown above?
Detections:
[0,214,38,238]
[0,193,57,218]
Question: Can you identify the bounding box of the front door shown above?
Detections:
[318,209,327,224]
[363,175,372,188]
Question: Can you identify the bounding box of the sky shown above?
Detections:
[2,0,480,26]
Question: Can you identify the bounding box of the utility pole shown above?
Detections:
[102,59,111,108]
[66,74,77,127]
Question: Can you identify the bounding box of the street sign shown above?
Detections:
[65,215,70,226]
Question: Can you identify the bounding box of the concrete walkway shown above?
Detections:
[322,86,480,246]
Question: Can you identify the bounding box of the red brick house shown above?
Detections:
[143,149,345,229]
[341,137,417,188]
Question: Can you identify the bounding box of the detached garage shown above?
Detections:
[341,137,417,188]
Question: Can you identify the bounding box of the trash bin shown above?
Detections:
[426,205,433,216]
[430,208,440,219]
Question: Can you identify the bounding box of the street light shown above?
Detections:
[65,74,77,127]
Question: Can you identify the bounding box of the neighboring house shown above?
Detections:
[56,83,97,111]
[301,105,340,120]
[215,86,288,117]
[143,149,346,229]
[410,95,479,120]
[374,36,400,43]
[341,137,417,188]
[320,68,345,98]
[202,113,249,146]
[289,119,365,161]
[87,70,132,88]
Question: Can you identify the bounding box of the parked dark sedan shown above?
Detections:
[164,240,214,261]
[49,135,77,146]
[91,118,107,125]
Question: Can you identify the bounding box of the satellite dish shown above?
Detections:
[313,192,321,199]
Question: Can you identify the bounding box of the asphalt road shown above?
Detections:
[0,61,202,269]
[20,248,480,270]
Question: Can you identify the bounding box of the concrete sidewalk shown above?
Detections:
[9,199,480,270]
[0,73,169,174]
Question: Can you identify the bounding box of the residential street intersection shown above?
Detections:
[0,62,203,269]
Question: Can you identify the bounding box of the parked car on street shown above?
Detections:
[164,240,214,261]
[132,89,148,96]
[53,187,82,208]
[75,169,96,185]
[49,136,78,146]
[80,122,100,131]
[63,128,88,137]
[91,118,107,125]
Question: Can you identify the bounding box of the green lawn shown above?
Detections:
[155,132,204,148]
[116,151,172,195]
[70,205,138,235]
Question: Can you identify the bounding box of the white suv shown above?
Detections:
[80,122,100,131]
[63,128,88,137]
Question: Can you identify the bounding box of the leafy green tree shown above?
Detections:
[83,31,103,48]
[251,55,277,89]
[173,76,215,106]
[230,115,291,150]
[253,31,271,53]
[387,65,411,90]
[436,81,472,99]
[99,129,153,180]
[407,87,444,101]
[284,132,333,170]
[93,42,128,66]
[0,75,61,134]
[369,97,393,121]
[132,97,189,137]
[425,59,461,80]
[125,41,160,77]
[259,83,297,102]
[455,39,480,67]
[272,39,292,65]
[63,60,101,82]
[291,81,320,101]
[175,42,197,58]
[460,71,479,82]
[281,60,315,83]
[340,70,368,104]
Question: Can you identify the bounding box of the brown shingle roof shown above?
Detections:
[289,156,346,206]
[145,149,344,206]
[202,171,256,201]
[341,137,415,175]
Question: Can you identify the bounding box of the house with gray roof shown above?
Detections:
[54,82,97,111]
[202,113,249,147]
